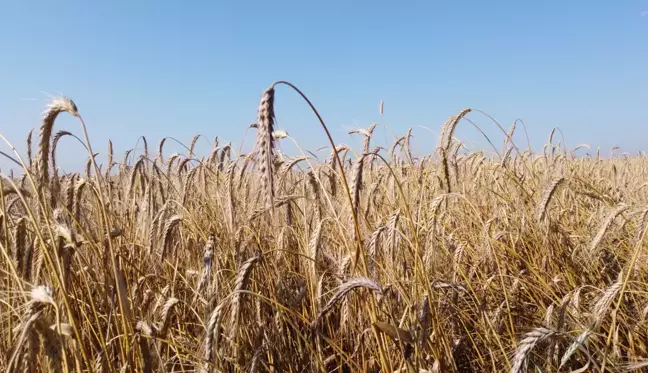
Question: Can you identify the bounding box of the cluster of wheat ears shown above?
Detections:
[0,81,647,373]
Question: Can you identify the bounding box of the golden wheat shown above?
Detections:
[0,88,646,372]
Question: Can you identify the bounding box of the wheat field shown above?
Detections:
[1,82,647,372]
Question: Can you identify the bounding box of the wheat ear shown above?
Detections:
[510,327,556,373]
[203,303,224,373]
[157,297,180,337]
[26,129,34,170]
[194,235,215,303]
[588,203,629,256]
[536,176,565,222]
[38,97,79,187]
[350,154,366,219]
[229,255,260,341]
[160,215,182,260]
[255,85,276,211]
[313,277,382,328]
[189,134,200,157]
[560,272,624,369]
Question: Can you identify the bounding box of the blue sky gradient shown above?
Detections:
[1,1,647,172]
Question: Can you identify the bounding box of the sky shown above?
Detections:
[0,1,647,173]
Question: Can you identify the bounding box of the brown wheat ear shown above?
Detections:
[229,254,261,341]
[26,129,33,170]
[510,327,556,373]
[255,85,276,212]
[312,277,382,329]
[38,97,79,187]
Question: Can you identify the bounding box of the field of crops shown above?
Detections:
[1,82,647,372]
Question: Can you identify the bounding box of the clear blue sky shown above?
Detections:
[1,1,647,172]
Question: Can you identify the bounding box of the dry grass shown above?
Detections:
[0,83,647,372]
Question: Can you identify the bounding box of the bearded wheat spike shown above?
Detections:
[14,217,26,275]
[26,129,33,170]
[309,220,324,276]
[350,155,366,217]
[440,108,471,151]
[194,235,215,303]
[203,303,224,372]
[189,134,200,157]
[506,120,517,144]
[560,273,624,369]
[160,215,183,260]
[38,97,79,187]
[313,277,382,328]
[365,123,377,153]
[559,327,593,369]
[106,139,114,176]
[157,297,180,337]
[593,271,624,325]
[51,130,72,175]
[229,255,260,341]
[255,85,276,211]
[510,327,556,373]
[536,176,565,222]
[634,208,648,244]
[588,203,629,256]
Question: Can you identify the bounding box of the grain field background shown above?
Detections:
[0,81,647,372]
